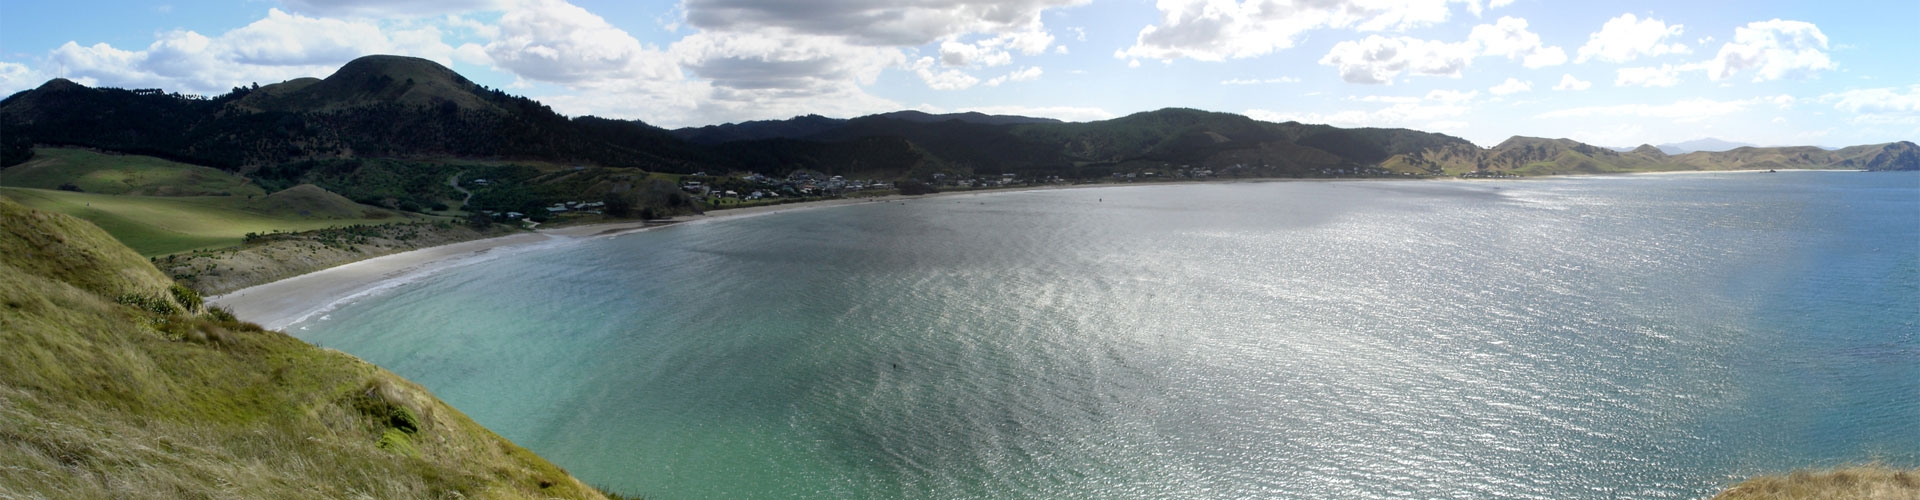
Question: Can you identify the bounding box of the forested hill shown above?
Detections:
[0,55,706,172]
[4,54,1914,181]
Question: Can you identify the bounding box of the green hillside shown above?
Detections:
[1386,137,1920,176]
[0,147,267,197]
[1,186,416,256]
[0,196,606,498]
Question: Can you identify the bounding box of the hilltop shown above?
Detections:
[2,54,1914,193]
[0,195,608,498]
[1384,136,1918,176]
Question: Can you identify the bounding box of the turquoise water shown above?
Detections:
[293,172,1919,498]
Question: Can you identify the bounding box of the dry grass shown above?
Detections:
[1716,466,1920,500]
[1,195,607,499]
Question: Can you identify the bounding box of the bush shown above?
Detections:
[115,293,178,316]
[168,284,202,312]
[56,183,83,192]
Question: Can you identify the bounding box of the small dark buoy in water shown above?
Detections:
[892,363,901,370]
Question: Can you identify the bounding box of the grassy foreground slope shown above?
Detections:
[0,196,605,499]
[1715,466,1919,499]
[1,185,419,256]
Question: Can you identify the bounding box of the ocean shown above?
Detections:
[291,172,1919,498]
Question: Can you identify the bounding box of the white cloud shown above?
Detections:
[1318,16,1563,84]
[279,0,501,18]
[1468,16,1566,68]
[1614,64,1688,87]
[1488,0,1516,7]
[1319,35,1476,84]
[984,66,1043,86]
[1707,19,1834,82]
[1821,85,1920,125]
[1489,77,1531,95]
[1537,98,1757,123]
[938,30,1053,68]
[911,57,981,90]
[1576,13,1688,63]
[36,9,458,95]
[1116,0,1476,62]
[484,0,679,85]
[1552,73,1591,91]
[0,61,46,96]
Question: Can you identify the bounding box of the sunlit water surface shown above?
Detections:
[295,172,1919,498]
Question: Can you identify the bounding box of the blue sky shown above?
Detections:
[2,0,1915,147]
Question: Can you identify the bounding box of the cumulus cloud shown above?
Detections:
[279,0,501,18]
[1469,17,1566,68]
[0,61,46,96]
[1537,97,1757,123]
[1319,35,1476,84]
[36,9,458,95]
[937,30,1053,68]
[1318,16,1562,83]
[484,0,679,85]
[1117,0,1477,62]
[1576,13,1688,63]
[1488,77,1531,95]
[984,66,1043,86]
[911,57,982,90]
[1707,19,1833,82]
[1614,64,1688,87]
[1552,73,1591,91]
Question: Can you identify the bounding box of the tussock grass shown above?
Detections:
[0,195,604,498]
[1716,465,1920,500]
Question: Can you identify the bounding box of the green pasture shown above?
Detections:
[1,148,267,197]
[1,187,428,256]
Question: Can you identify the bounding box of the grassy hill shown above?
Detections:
[0,195,607,498]
[1,186,415,256]
[1386,137,1920,176]
[1,147,267,197]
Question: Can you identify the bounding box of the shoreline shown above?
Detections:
[207,170,1865,330]
[209,191,969,330]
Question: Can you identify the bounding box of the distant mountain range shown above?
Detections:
[4,55,1914,180]
[1605,138,1759,155]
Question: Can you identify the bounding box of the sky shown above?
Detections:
[1,0,1915,148]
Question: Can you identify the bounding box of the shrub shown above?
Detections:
[168,284,202,312]
[115,293,178,316]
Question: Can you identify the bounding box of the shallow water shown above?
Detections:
[295,172,1919,499]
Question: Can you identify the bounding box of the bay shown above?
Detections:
[293,172,1919,499]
